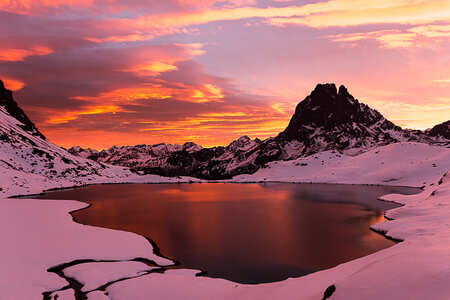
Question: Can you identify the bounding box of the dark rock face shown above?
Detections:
[0,80,45,139]
[69,83,449,179]
[429,120,450,139]
[277,83,401,155]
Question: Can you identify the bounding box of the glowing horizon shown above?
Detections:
[1,0,449,150]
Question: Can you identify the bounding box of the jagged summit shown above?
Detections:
[0,80,45,139]
[279,83,399,142]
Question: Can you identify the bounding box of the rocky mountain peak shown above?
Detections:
[429,120,450,139]
[278,83,395,142]
[0,80,45,139]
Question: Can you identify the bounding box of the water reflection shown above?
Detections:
[32,183,419,284]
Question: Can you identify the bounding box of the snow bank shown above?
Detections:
[63,261,156,292]
[0,199,172,300]
[233,143,450,187]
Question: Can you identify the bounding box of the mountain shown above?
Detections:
[429,120,450,140]
[70,83,449,179]
[69,136,262,178]
[0,81,45,139]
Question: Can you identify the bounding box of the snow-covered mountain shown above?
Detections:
[275,84,441,155]
[70,83,449,179]
[0,80,195,197]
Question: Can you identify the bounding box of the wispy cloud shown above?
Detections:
[0,46,52,62]
[327,23,450,48]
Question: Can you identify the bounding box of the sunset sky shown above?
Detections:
[1,0,449,149]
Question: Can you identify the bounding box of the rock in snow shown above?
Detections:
[1,80,450,300]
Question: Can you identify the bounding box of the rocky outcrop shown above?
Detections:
[0,80,45,139]
[429,120,450,140]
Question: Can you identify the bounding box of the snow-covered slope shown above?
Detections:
[70,83,449,179]
[233,142,450,187]
[0,199,173,300]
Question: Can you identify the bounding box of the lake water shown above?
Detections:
[32,183,419,284]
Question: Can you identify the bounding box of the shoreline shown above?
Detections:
[8,179,423,200]
[16,181,416,287]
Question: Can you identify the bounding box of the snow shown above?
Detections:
[0,199,172,300]
[86,291,110,300]
[233,142,450,187]
[63,261,155,292]
[49,289,76,300]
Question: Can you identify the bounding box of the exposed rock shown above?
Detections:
[429,120,450,139]
[0,80,45,139]
[322,284,336,300]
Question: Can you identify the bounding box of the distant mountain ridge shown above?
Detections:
[69,83,450,179]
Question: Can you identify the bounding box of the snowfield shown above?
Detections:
[0,199,172,300]
[233,142,450,187]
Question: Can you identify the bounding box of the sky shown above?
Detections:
[1,0,449,149]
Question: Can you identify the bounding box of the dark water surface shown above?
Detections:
[32,183,419,284]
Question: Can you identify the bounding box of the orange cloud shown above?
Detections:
[409,24,450,38]
[174,43,207,56]
[0,46,53,62]
[4,0,450,32]
[191,84,224,103]
[267,0,450,28]
[128,0,450,32]
[199,112,248,117]
[72,81,224,104]
[0,0,93,14]
[124,61,178,76]
[137,103,289,146]
[47,105,124,124]
[73,86,173,102]
[84,34,155,43]
[2,78,25,91]
[1,0,255,15]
